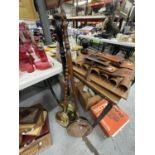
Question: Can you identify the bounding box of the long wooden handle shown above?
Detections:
[60,6,77,104]
[64,63,69,112]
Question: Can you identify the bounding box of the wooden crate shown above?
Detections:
[76,82,101,110]
[19,133,52,155]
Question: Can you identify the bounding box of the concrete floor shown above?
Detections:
[20,79,135,155]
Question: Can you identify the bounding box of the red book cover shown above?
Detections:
[91,99,129,137]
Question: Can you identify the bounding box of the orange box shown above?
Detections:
[91,99,129,137]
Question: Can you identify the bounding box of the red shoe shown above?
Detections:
[35,61,52,70]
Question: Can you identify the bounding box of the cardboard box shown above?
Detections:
[91,99,129,137]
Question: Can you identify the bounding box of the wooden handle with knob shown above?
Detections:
[60,6,77,106]
[63,63,69,112]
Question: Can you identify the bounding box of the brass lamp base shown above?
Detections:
[55,111,69,127]
[55,102,78,128]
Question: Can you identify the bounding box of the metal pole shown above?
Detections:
[85,0,88,25]
[73,0,75,27]
[85,0,88,16]
[76,0,78,28]
[36,0,52,45]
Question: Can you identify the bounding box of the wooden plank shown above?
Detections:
[74,72,121,104]
[73,66,129,100]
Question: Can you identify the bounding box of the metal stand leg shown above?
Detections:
[44,79,60,104]
[112,45,120,55]
[43,80,48,87]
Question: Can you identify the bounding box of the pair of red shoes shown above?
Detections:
[19,44,52,73]
[19,55,52,73]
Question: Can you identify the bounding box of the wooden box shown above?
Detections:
[19,133,52,155]
[19,106,52,155]
[76,82,101,110]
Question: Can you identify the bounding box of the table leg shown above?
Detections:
[112,45,120,55]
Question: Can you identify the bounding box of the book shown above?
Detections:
[91,99,129,137]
